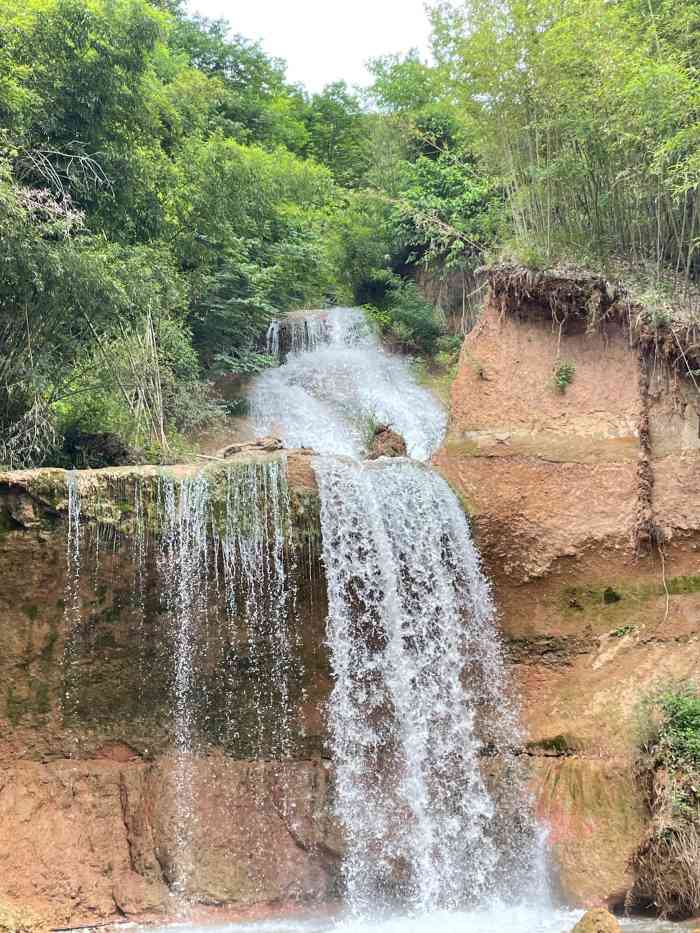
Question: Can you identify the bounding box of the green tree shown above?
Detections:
[432,0,700,277]
[305,81,369,185]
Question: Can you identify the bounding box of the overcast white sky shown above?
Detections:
[185,0,433,92]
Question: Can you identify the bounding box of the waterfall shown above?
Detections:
[253,308,545,914]
[267,312,330,358]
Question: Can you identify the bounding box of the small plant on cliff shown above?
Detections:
[551,359,576,394]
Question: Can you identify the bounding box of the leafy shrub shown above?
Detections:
[54,314,222,466]
[639,682,700,771]
[434,334,464,355]
[630,682,700,918]
[366,280,443,355]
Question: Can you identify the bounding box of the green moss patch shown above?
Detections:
[443,437,481,458]
[562,575,700,616]
[5,678,52,727]
[526,733,583,756]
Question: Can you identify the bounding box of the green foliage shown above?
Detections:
[0,0,524,467]
[0,169,195,465]
[641,683,700,771]
[369,51,443,114]
[611,623,635,638]
[330,192,395,303]
[0,0,376,466]
[633,681,700,919]
[390,149,501,267]
[432,0,700,280]
[552,360,576,393]
[365,281,444,355]
[56,313,220,444]
[367,53,502,271]
[7,0,700,471]
[305,82,369,186]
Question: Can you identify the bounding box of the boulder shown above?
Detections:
[572,908,621,933]
[367,424,407,460]
[0,901,49,933]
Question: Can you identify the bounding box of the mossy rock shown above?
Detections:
[562,574,700,620]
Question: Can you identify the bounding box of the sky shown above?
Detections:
[185,0,433,92]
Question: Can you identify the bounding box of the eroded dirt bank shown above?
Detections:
[435,268,700,907]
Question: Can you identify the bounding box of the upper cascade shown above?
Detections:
[252,307,446,462]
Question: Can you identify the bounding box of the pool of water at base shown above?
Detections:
[140,904,695,933]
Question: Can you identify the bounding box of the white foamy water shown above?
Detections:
[315,456,542,913]
[144,906,680,933]
[252,308,446,461]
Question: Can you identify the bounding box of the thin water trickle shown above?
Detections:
[62,472,83,717]
[62,461,303,903]
[159,475,211,896]
[156,463,301,899]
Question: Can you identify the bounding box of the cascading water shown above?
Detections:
[316,459,498,911]
[267,313,330,357]
[254,308,446,461]
[252,307,546,916]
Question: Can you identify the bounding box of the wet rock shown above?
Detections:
[571,908,621,932]
[145,757,340,903]
[111,872,167,916]
[0,900,49,933]
[367,424,407,460]
[95,741,141,762]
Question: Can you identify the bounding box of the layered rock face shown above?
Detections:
[0,451,338,927]
[435,270,700,907]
